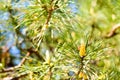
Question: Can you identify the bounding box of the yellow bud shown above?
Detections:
[79,72,88,79]
[79,44,86,57]
[79,72,84,78]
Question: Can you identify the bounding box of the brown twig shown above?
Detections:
[44,0,58,26]
[77,57,84,76]
[45,1,54,26]
[2,73,28,80]
[18,52,30,66]
[41,0,55,26]
[75,57,85,80]
[106,23,120,38]
[11,73,28,80]
[27,48,45,61]
[0,52,30,72]
[1,65,20,72]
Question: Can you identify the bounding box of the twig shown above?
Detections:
[27,48,45,61]
[18,52,30,66]
[45,1,54,26]
[2,73,28,80]
[44,0,58,26]
[11,73,28,80]
[75,57,85,80]
[1,65,20,72]
[0,52,30,72]
[106,23,120,38]
[49,65,53,80]
[77,57,84,76]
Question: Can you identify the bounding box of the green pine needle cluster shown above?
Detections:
[0,0,120,80]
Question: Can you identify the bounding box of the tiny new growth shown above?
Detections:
[79,71,87,79]
[79,41,86,58]
[45,50,50,64]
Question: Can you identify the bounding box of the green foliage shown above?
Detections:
[0,0,120,80]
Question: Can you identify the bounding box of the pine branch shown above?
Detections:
[2,73,28,80]
[0,52,30,73]
[45,0,54,25]
[106,23,120,38]
[77,57,84,76]
[18,52,30,66]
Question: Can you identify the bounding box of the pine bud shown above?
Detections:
[79,72,88,79]
[79,43,86,57]
[45,50,50,64]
